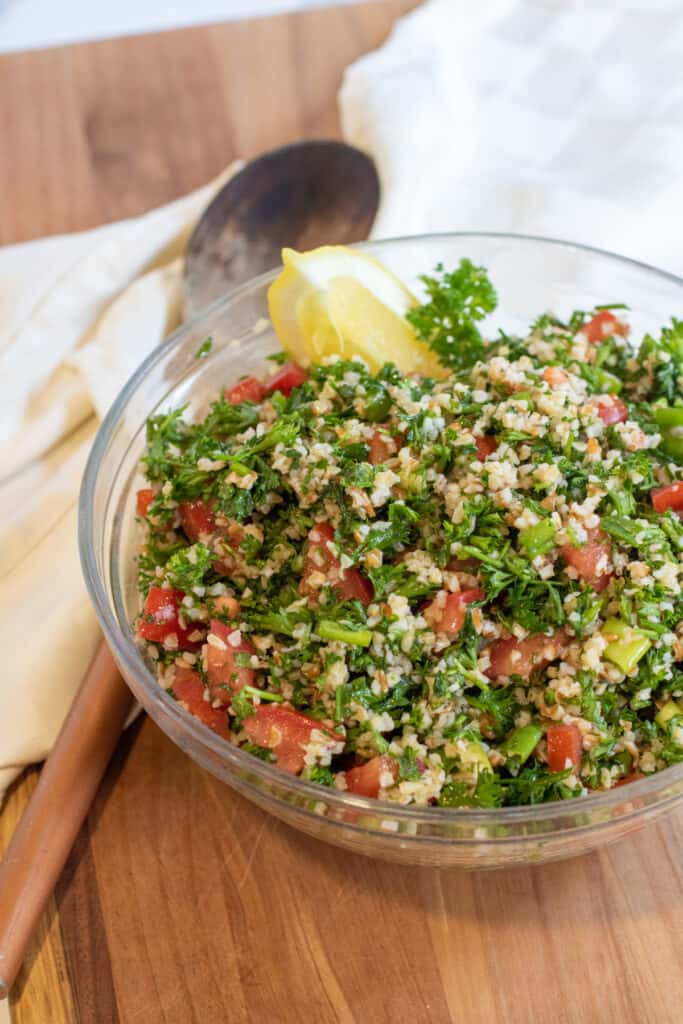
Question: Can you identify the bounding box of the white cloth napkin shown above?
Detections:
[341,0,683,274]
[4,0,683,803]
[0,167,238,800]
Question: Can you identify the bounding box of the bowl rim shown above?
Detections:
[79,230,683,828]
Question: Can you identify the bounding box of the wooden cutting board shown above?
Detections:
[1,4,682,1021]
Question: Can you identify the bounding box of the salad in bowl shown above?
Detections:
[132,244,683,811]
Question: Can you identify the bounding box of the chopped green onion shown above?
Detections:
[364,383,392,422]
[244,686,283,703]
[510,391,535,408]
[594,368,623,394]
[660,432,683,460]
[602,618,651,674]
[654,405,683,429]
[458,741,491,774]
[655,699,683,729]
[518,519,556,559]
[501,725,543,769]
[653,407,683,460]
[613,750,633,774]
[317,621,373,647]
[229,459,254,476]
[335,684,351,722]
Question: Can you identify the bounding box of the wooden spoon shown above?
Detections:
[0,138,379,998]
[0,644,131,999]
[183,139,379,316]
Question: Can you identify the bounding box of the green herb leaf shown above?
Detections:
[195,337,213,359]
[165,542,213,591]
[406,259,498,371]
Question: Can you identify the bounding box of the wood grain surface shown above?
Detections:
[1,3,682,1022]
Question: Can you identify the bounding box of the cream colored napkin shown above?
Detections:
[340,0,683,275]
[0,166,238,800]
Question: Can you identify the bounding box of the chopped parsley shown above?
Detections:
[407,259,498,371]
[134,264,683,806]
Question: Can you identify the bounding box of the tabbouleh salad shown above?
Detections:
[134,256,683,807]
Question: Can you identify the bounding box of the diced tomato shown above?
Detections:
[299,523,374,606]
[173,667,230,739]
[265,361,308,397]
[178,499,217,542]
[205,619,255,705]
[560,525,612,592]
[136,488,155,517]
[368,430,396,465]
[543,366,568,387]
[614,771,644,787]
[225,375,266,405]
[242,705,336,774]
[178,500,245,572]
[474,435,498,460]
[338,568,374,605]
[423,588,484,636]
[651,482,683,513]
[595,395,628,425]
[137,587,203,649]
[580,310,629,343]
[546,724,582,772]
[487,630,567,680]
[344,755,398,798]
[212,595,241,618]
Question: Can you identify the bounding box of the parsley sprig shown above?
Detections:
[407,259,498,371]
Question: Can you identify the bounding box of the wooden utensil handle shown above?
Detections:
[0,642,133,997]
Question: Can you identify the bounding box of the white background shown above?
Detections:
[0,0,365,53]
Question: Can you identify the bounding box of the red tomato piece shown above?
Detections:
[178,499,217,542]
[212,595,241,618]
[338,568,375,605]
[542,366,568,387]
[560,526,612,592]
[179,501,244,578]
[225,375,266,405]
[368,430,396,465]
[242,705,336,774]
[137,587,203,649]
[205,619,255,705]
[423,588,484,636]
[265,361,308,397]
[300,523,374,606]
[614,771,644,788]
[651,482,683,513]
[344,755,398,798]
[487,630,567,680]
[474,435,498,461]
[546,724,582,772]
[580,310,629,343]
[173,667,230,739]
[136,488,155,517]
[595,395,628,425]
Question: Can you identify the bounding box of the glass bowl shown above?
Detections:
[79,233,683,869]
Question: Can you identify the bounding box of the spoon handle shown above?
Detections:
[0,642,132,998]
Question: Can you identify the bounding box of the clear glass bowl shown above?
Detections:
[79,233,683,868]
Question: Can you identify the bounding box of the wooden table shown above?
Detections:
[1,3,682,1021]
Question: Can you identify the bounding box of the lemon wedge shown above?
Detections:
[267,246,443,375]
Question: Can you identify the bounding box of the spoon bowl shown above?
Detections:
[183,139,379,317]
